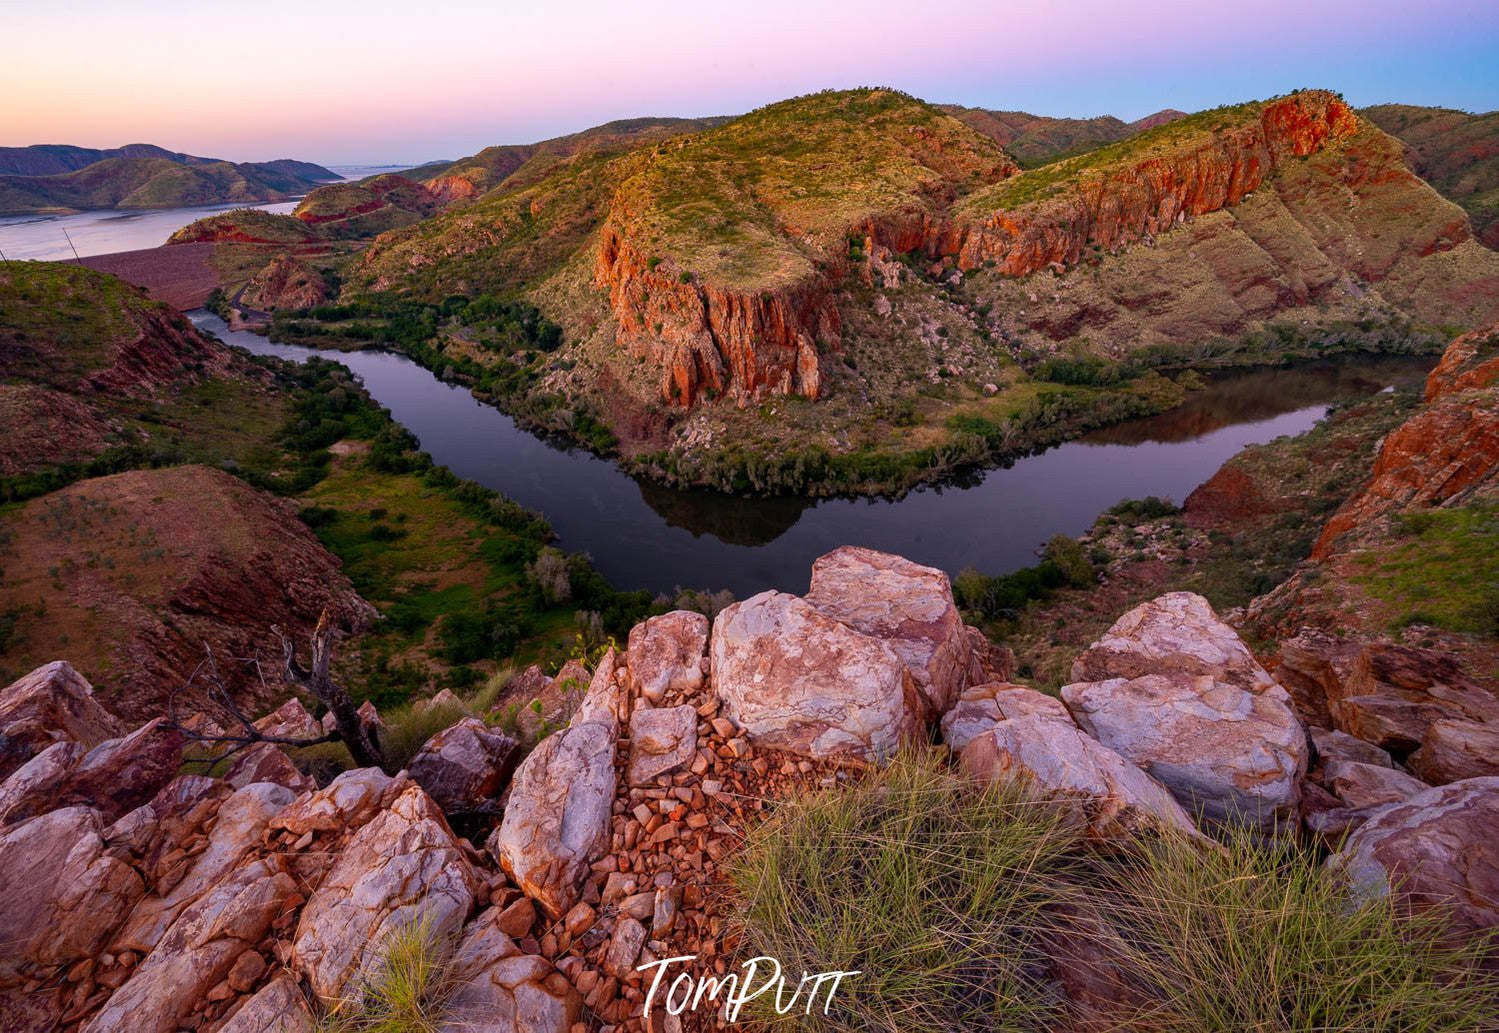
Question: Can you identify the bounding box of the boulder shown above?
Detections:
[626,610,709,704]
[960,717,1201,841]
[218,971,317,1033]
[710,591,922,761]
[0,806,145,984]
[1324,760,1429,810]
[941,683,1071,753]
[1310,727,1393,773]
[0,661,122,779]
[269,767,396,839]
[1329,777,1499,943]
[1063,673,1307,830]
[83,858,299,1033]
[407,717,519,816]
[293,784,481,1002]
[223,741,317,794]
[804,546,973,716]
[56,717,185,823]
[1271,629,1359,726]
[253,698,321,741]
[1329,643,1499,757]
[0,740,84,826]
[1409,719,1499,783]
[965,626,1017,686]
[115,782,297,954]
[0,717,184,827]
[1063,593,1307,830]
[1070,592,1278,694]
[489,699,617,918]
[440,907,582,1033]
[627,704,698,785]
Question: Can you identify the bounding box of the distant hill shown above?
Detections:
[940,106,1187,166]
[1361,104,1499,248]
[0,144,338,214]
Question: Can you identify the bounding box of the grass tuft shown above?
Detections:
[316,913,459,1033]
[732,749,1499,1032]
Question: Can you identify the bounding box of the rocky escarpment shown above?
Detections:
[595,225,836,404]
[3,541,1494,1030]
[942,92,1363,273]
[593,91,1448,408]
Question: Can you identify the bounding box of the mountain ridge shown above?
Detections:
[0,144,339,215]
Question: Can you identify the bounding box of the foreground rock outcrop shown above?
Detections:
[1062,593,1308,830]
[0,530,1492,1030]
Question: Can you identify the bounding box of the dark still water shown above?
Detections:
[193,313,1430,597]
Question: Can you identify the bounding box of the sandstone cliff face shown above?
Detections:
[945,93,1363,274]
[595,225,834,404]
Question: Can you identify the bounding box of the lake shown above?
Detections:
[0,165,381,262]
[193,313,1431,597]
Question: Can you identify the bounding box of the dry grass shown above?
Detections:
[732,749,1499,1032]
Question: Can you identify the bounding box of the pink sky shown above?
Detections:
[3,0,1496,165]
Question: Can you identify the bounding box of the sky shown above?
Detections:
[3,0,1497,166]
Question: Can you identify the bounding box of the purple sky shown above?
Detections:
[3,0,1496,165]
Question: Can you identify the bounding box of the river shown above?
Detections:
[193,313,1431,597]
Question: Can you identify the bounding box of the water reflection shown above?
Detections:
[1083,356,1427,446]
[193,312,1432,596]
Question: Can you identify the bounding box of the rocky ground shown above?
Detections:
[0,311,1494,1033]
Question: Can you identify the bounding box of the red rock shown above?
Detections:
[0,662,123,780]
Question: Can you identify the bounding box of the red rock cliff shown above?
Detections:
[596,93,1381,407]
[595,224,836,405]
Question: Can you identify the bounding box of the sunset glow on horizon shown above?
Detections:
[4,0,1498,165]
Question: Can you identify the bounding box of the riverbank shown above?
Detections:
[265,296,1452,498]
[202,311,1438,597]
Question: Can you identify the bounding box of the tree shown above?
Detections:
[165,609,386,771]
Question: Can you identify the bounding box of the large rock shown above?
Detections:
[439,907,582,1033]
[489,694,617,919]
[1063,673,1307,830]
[627,704,698,785]
[1063,593,1308,830]
[115,781,297,954]
[960,717,1201,841]
[710,591,922,761]
[0,661,122,779]
[1329,776,1499,943]
[408,716,519,816]
[293,784,481,1002]
[269,766,396,839]
[0,806,145,985]
[804,546,973,716]
[0,717,184,827]
[1070,592,1278,693]
[57,717,185,823]
[940,682,1071,753]
[84,858,298,1033]
[223,741,317,794]
[1328,643,1499,760]
[0,740,84,825]
[1324,760,1429,810]
[626,610,709,704]
[218,972,316,1033]
[1408,719,1499,783]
